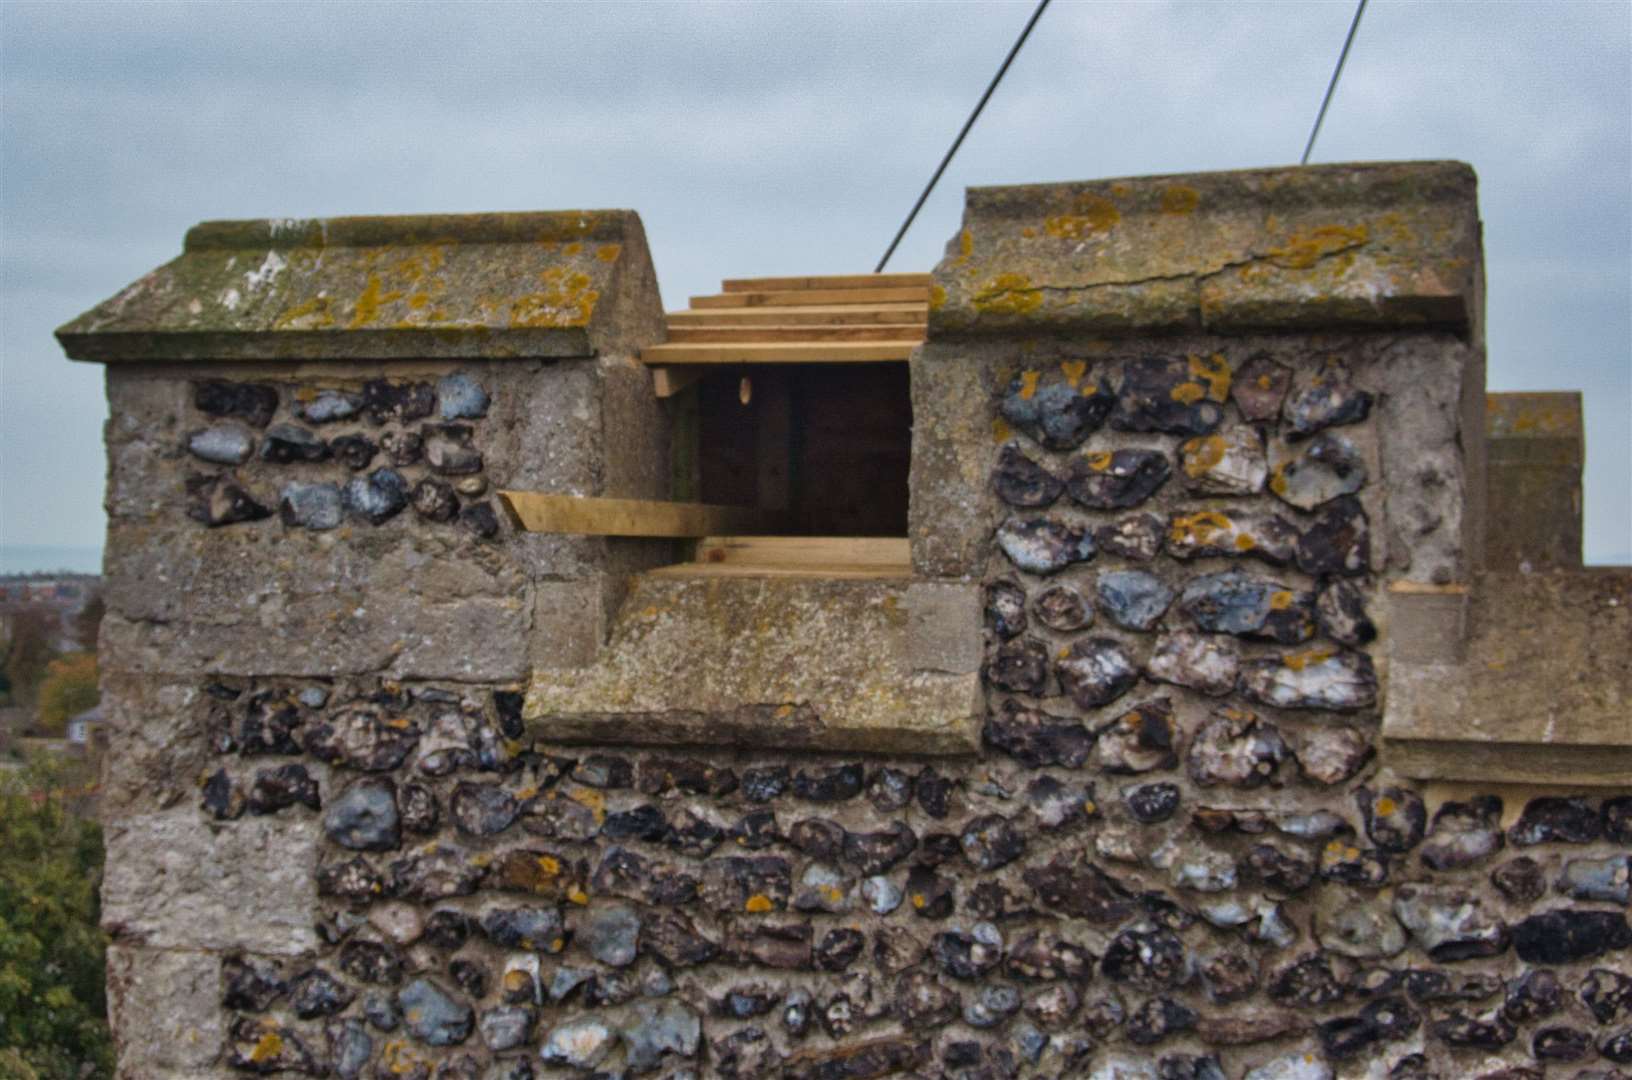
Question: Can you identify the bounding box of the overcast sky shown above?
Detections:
[2,0,1627,567]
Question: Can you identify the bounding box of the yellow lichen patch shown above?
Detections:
[1044,194,1121,239]
[536,854,561,876]
[408,293,429,310]
[1266,224,1369,270]
[1269,590,1294,611]
[249,1032,284,1063]
[1020,226,1037,238]
[911,893,927,910]
[567,886,590,905]
[972,273,1043,317]
[502,970,531,993]
[1084,451,1114,472]
[954,229,974,265]
[1060,360,1087,388]
[1017,370,1040,400]
[509,268,599,328]
[928,284,947,311]
[1257,373,1275,390]
[744,894,775,913]
[1080,383,1098,397]
[1189,353,1231,402]
[1234,534,1256,551]
[1170,381,1206,405]
[775,704,795,719]
[274,295,336,331]
[563,242,582,256]
[1159,185,1200,214]
[1181,435,1225,477]
[820,884,845,904]
[1284,647,1335,672]
[349,274,405,328]
[596,243,622,262]
[1376,796,1398,816]
[991,418,1013,444]
[1170,511,1233,545]
[567,786,606,823]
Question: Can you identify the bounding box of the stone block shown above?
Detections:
[106,946,225,1074]
[905,580,982,673]
[1485,391,1583,570]
[102,810,320,955]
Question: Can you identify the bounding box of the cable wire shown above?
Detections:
[875,0,1051,273]
[1301,0,1368,165]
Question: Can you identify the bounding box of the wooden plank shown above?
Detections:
[499,492,780,538]
[646,561,913,581]
[641,341,919,365]
[690,286,929,309]
[651,366,709,399]
[722,273,932,293]
[666,323,928,344]
[692,536,911,568]
[667,304,927,326]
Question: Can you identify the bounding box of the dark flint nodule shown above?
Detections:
[260,423,330,464]
[322,778,400,851]
[290,968,355,1019]
[993,444,1063,508]
[1283,360,1373,439]
[1582,967,1632,1024]
[916,769,955,818]
[328,433,378,471]
[1102,926,1189,987]
[1111,355,1226,435]
[279,482,343,530]
[986,637,1049,696]
[1317,578,1376,646]
[343,468,409,525]
[1231,354,1292,422]
[1033,584,1092,632]
[1429,1010,1515,1049]
[787,818,845,859]
[603,804,670,843]
[1491,856,1546,903]
[195,380,278,428]
[866,767,915,813]
[380,429,423,466]
[1510,796,1602,846]
[450,782,519,837]
[1268,953,1346,1007]
[1092,697,1178,774]
[996,517,1096,575]
[397,977,474,1046]
[202,768,244,820]
[984,698,1093,769]
[1512,909,1632,965]
[222,955,287,1012]
[905,864,955,918]
[1295,496,1371,577]
[362,379,436,425]
[1000,369,1115,449]
[1125,782,1181,823]
[984,580,1028,640]
[187,472,272,527]
[961,814,1027,871]
[843,822,917,875]
[1066,449,1173,510]
[816,928,865,971]
[1126,996,1196,1045]
[239,694,304,755]
[425,424,484,475]
[1359,786,1427,853]
[793,763,864,803]
[1056,637,1139,710]
[1096,512,1166,560]
[458,501,500,539]
[247,763,321,814]
[1271,432,1367,511]
[1179,571,1314,643]
[1097,570,1174,632]
[1023,858,1135,924]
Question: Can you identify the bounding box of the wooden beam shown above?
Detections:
[646,562,914,581]
[650,366,709,399]
[690,286,929,309]
[499,492,780,538]
[722,273,932,293]
[666,304,927,326]
[641,341,919,365]
[666,323,928,344]
[692,536,911,568]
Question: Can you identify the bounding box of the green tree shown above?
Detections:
[2,610,59,710]
[35,654,99,739]
[0,757,113,1079]
[71,597,105,653]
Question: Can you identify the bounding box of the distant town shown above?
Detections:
[0,568,106,779]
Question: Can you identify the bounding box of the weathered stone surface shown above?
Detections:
[1067,448,1174,509]
[278,481,343,530]
[784,1035,925,1080]
[1511,797,1602,846]
[343,467,409,524]
[187,423,255,465]
[1240,648,1377,710]
[1025,857,1136,923]
[450,782,519,837]
[1057,637,1140,709]
[1147,631,1239,696]
[1180,426,1267,495]
[1232,354,1292,421]
[1103,926,1189,987]
[260,422,329,464]
[107,946,227,1073]
[1197,1010,1305,1047]
[1419,797,1503,870]
[1289,726,1372,786]
[997,516,1097,574]
[1492,857,1546,904]
[438,373,490,419]
[1271,432,1367,510]
[1098,570,1175,632]
[1179,571,1315,643]
[1167,509,1299,565]
[962,814,1027,871]
[1315,886,1407,958]
[539,1015,616,1068]
[993,444,1063,507]
[396,976,473,1046]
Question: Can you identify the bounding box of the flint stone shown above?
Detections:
[1314,887,1406,958]
[1057,637,1140,708]
[1180,426,1267,495]
[641,911,718,968]
[1026,775,1098,830]
[985,580,1028,639]
[260,422,330,464]
[1200,952,1258,1004]
[1097,512,1166,560]
[583,902,640,967]
[961,814,1027,871]
[795,863,854,914]
[987,637,1049,695]
[844,822,918,875]
[1198,1010,1305,1046]
[327,433,378,470]
[1067,449,1173,509]
[324,777,400,851]
[458,500,497,538]
[994,444,1063,507]
[1180,571,1315,643]
[1241,648,1377,710]
[622,999,700,1072]
[1359,786,1427,853]
[1103,926,1189,988]
[328,1018,373,1078]
[985,699,1093,768]
[1035,583,1093,631]
[1244,843,1315,893]
[481,906,563,951]
[540,1016,616,1069]
[1112,354,1227,435]
[1559,854,1632,903]
[426,425,484,475]
[413,478,460,523]
[965,985,1021,1028]
[1005,930,1094,981]
[1604,1028,1632,1065]
[344,468,409,524]
[1512,909,1632,965]
[246,762,319,815]
[439,373,490,419]
[1128,996,1197,1045]
[1492,856,1546,903]
[187,472,271,526]
[1534,1026,1593,1062]
[187,424,255,465]
[196,379,278,427]
[1295,497,1370,576]
[1232,355,1292,421]
[933,927,1004,980]
[1430,1008,1515,1049]
[997,517,1095,574]
[1283,361,1373,438]
[1289,726,1372,786]
[783,1035,926,1080]
[278,481,343,530]
[295,389,362,424]
[861,875,903,915]
[1024,857,1135,924]
[1093,698,1178,774]
[1511,797,1602,845]
[1315,579,1376,646]
[1268,954,1346,1007]
[1148,630,1239,696]
[304,707,419,771]
[1170,845,1237,891]
[451,783,519,837]
[1001,369,1116,449]
[227,1018,319,1074]
[396,977,472,1046]
[1188,709,1286,787]
[1272,432,1366,511]
[1583,967,1632,1023]
[1168,509,1299,565]
[1606,796,1632,843]
[1098,570,1175,631]
[1243,1049,1334,1080]
[1126,781,1181,823]
[794,762,864,802]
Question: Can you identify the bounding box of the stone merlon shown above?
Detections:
[56,209,664,363]
[930,160,1482,337]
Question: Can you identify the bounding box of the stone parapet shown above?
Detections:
[1485,391,1584,569]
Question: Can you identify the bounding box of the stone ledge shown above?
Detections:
[930,160,1480,339]
[525,575,983,754]
[58,210,663,363]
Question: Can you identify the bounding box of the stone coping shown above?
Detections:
[929,160,1481,338]
[525,576,983,755]
[58,210,662,363]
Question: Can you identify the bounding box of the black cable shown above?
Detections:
[875,0,1052,273]
[1301,0,1368,166]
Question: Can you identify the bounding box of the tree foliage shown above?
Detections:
[0,757,113,1079]
[1,610,59,709]
[35,655,99,739]
[71,598,105,654]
